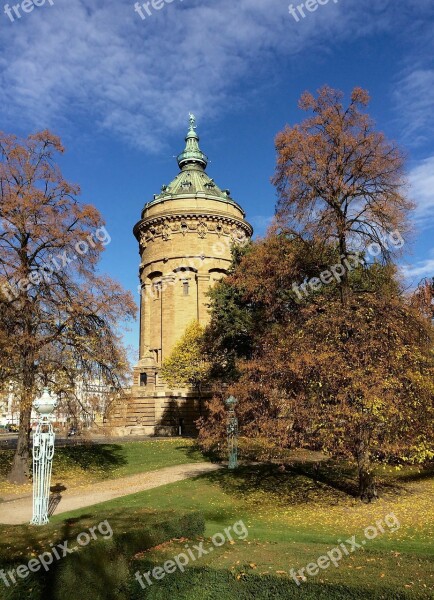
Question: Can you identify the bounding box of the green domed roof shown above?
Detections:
[162,163,233,200]
[146,114,239,209]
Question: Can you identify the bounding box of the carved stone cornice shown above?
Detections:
[135,213,252,250]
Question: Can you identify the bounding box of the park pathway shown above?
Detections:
[0,462,222,525]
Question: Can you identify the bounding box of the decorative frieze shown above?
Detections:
[137,214,251,250]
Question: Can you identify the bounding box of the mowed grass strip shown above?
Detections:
[0,439,208,498]
[0,454,432,598]
[40,463,433,598]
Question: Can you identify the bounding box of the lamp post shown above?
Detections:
[31,388,57,526]
[225,395,238,470]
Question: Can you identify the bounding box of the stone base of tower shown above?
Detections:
[106,357,210,437]
[108,385,208,437]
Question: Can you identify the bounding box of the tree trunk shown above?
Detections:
[336,211,350,305]
[8,361,35,484]
[8,403,32,484]
[357,448,377,502]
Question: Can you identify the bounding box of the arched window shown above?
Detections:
[148,271,163,300]
[209,267,228,284]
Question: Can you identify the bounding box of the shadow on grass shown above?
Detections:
[48,483,67,516]
[395,463,434,483]
[0,444,128,490]
[196,461,360,506]
[23,509,205,600]
[198,459,434,507]
[288,460,359,498]
[0,449,14,480]
[55,444,128,476]
[0,506,204,600]
[172,442,219,464]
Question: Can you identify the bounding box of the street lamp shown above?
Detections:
[31,388,57,526]
[225,395,238,470]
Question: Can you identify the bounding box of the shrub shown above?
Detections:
[0,510,205,600]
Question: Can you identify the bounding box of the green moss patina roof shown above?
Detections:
[145,114,239,209]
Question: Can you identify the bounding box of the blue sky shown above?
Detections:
[1,0,433,355]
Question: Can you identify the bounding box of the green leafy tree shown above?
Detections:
[205,279,256,383]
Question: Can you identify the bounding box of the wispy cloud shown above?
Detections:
[391,1,434,148]
[408,156,434,222]
[401,256,434,281]
[393,69,434,147]
[0,0,376,150]
[0,0,431,151]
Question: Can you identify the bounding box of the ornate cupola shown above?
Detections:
[176,113,208,170]
[137,114,245,217]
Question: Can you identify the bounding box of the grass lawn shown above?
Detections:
[0,439,208,500]
[0,458,432,598]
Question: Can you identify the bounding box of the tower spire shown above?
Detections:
[188,112,196,132]
[177,113,208,171]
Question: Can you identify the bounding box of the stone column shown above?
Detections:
[196,273,211,326]
[161,274,176,364]
[138,282,152,361]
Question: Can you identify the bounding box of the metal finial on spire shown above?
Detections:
[177,113,208,170]
[189,112,196,131]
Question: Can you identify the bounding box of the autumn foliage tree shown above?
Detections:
[273,86,413,302]
[411,277,434,321]
[202,234,434,500]
[0,130,136,483]
[199,88,434,501]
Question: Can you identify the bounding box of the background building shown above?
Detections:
[0,379,116,431]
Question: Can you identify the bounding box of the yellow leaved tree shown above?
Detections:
[161,321,211,403]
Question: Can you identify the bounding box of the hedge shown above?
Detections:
[127,565,428,600]
[0,510,205,600]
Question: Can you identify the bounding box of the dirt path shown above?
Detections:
[0,463,222,526]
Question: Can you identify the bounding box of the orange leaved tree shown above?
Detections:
[273,86,413,303]
[201,234,434,501]
[0,130,136,483]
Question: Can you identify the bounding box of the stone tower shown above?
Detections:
[118,115,252,435]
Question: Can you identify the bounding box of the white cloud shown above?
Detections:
[0,0,430,151]
[408,156,434,222]
[401,256,434,281]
